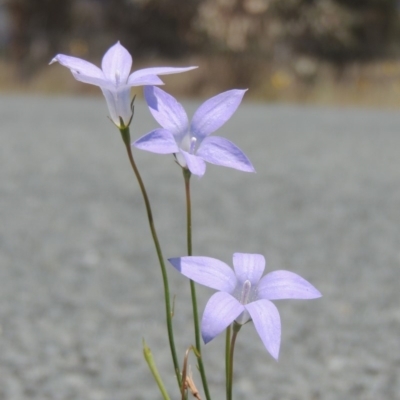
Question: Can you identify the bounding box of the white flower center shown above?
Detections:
[234,279,258,325]
[180,134,197,154]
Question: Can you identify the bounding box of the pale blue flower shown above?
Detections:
[169,253,321,359]
[133,86,255,176]
[50,42,197,128]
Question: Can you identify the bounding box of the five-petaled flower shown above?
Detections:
[50,42,197,128]
[169,253,321,359]
[133,86,255,177]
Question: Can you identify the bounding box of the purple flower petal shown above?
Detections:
[232,253,265,286]
[129,66,197,85]
[202,292,244,344]
[128,74,164,86]
[245,299,281,360]
[144,86,189,140]
[258,270,322,300]
[180,150,207,177]
[197,136,255,172]
[101,42,132,84]
[50,55,108,87]
[168,256,237,292]
[51,44,196,130]
[133,129,179,154]
[191,89,247,141]
[101,87,132,126]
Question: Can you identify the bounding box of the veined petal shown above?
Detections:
[245,299,281,360]
[144,86,189,140]
[133,129,179,154]
[202,292,244,344]
[101,87,132,127]
[258,270,322,300]
[50,54,107,87]
[169,256,237,292]
[232,253,265,286]
[128,74,164,87]
[128,66,197,84]
[197,136,255,172]
[180,150,207,177]
[101,42,132,84]
[191,89,247,140]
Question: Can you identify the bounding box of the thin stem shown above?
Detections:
[183,168,193,256]
[120,127,181,388]
[225,325,232,400]
[227,323,242,400]
[183,168,211,400]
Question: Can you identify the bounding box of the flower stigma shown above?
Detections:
[189,136,197,154]
[239,279,252,305]
[115,70,121,85]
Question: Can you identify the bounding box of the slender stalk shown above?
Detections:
[143,340,171,400]
[183,168,211,400]
[225,325,232,400]
[227,323,242,400]
[120,126,181,388]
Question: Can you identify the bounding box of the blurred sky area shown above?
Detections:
[2,0,400,106]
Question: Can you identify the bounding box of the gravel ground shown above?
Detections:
[1,94,399,400]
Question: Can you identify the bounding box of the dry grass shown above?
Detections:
[2,57,400,109]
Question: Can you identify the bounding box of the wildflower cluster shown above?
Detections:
[51,41,321,400]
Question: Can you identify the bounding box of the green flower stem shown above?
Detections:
[143,340,171,400]
[225,325,232,400]
[120,126,181,388]
[227,323,242,400]
[183,168,211,400]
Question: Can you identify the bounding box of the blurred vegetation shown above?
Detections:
[2,0,400,105]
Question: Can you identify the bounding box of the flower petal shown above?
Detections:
[168,256,237,292]
[50,54,108,87]
[180,150,207,177]
[128,74,164,86]
[133,129,179,154]
[258,270,322,300]
[202,292,244,344]
[128,66,197,85]
[144,86,189,140]
[101,42,132,84]
[232,253,265,286]
[197,136,255,172]
[245,299,281,360]
[101,87,132,127]
[191,89,247,140]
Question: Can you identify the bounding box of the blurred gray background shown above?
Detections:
[0,95,399,399]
